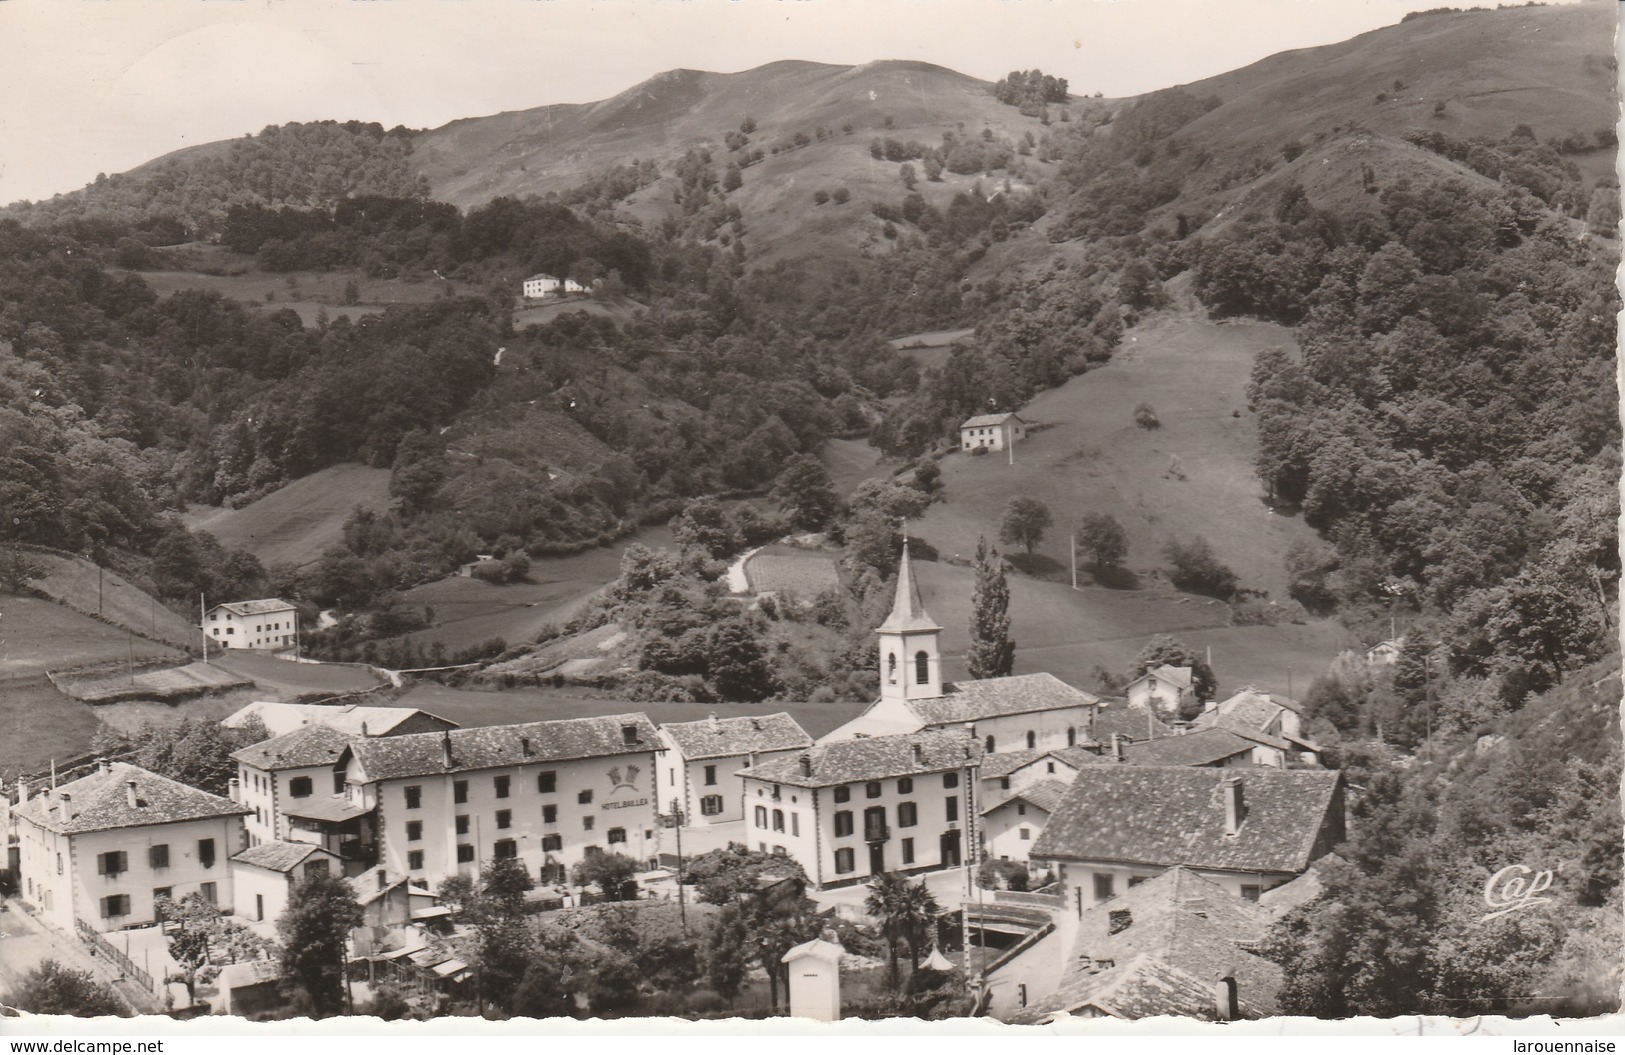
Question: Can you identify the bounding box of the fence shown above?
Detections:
[77,919,157,996]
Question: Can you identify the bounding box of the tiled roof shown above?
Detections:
[908,673,1099,726]
[232,841,331,873]
[346,713,660,782]
[1008,867,1281,1023]
[961,412,1024,429]
[740,729,982,788]
[660,712,813,761]
[1192,690,1297,732]
[214,598,295,617]
[985,778,1071,816]
[1259,852,1343,918]
[14,762,248,835]
[876,543,940,634]
[978,749,1044,780]
[224,701,456,739]
[1094,706,1175,744]
[231,723,352,772]
[1030,766,1343,874]
[1120,728,1260,767]
[1129,664,1193,690]
[1050,745,1106,769]
[1200,717,1293,752]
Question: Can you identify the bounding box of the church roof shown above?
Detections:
[908,673,1099,726]
[876,542,940,634]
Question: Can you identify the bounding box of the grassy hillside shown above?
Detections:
[23,549,199,651]
[913,311,1319,599]
[183,463,393,569]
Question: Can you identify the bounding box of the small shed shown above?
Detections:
[782,936,846,1022]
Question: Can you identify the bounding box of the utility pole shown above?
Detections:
[668,798,688,937]
[200,593,208,664]
[1070,533,1078,591]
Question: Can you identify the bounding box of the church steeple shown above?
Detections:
[877,541,943,701]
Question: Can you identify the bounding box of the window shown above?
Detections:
[865,781,882,799]
[834,848,856,874]
[306,859,330,878]
[200,882,217,905]
[1093,873,1115,903]
[408,851,424,871]
[834,811,854,838]
[886,652,898,684]
[453,781,467,804]
[772,809,785,833]
[542,805,557,824]
[494,776,510,799]
[407,821,423,842]
[198,839,216,869]
[457,844,475,863]
[583,816,595,831]
[946,796,958,823]
[1017,803,1027,816]
[790,813,800,837]
[943,772,959,789]
[700,795,724,816]
[915,650,930,684]
[1026,731,1037,750]
[494,839,517,859]
[704,765,718,786]
[901,838,915,864]
[755,805,768,827]
[1067,727,1077,747]
[334,772,346,794]
[1240,884,1262,903]
[898,777,913,794]
[1046,762,1056,774]
[456,815,470,835]
[1019,827,1031,841]
[101,895,130,918]
[985,735,995,753]
[541,834,562,852]
[607,827,627,845]
[1000,777,1011,791]
[98,851,127,876]
[56,853,63,875]
[406,785,423,809]
[578,789,594,805]
[288,776,313,798]
[538,771,556,794]
[833,786,851,803]
[148,845,169,870]
[496,810,512,830]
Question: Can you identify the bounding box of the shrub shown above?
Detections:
[1162,535,1239,600]
[1134,402,1160,429]
[813,190,830,205]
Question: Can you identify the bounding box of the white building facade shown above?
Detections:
[655,713,813,827]
[203,599,298,651]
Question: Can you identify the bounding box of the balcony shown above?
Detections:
[864,822,890,844]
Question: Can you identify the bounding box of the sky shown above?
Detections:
[0,0,1559,206]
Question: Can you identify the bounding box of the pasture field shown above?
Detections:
[25,550,199,651]
[129,262,462,309]
[209,651,383,695]
[183,463,393,569]
[915,314,1321,600]
[55,662,251,704]
[887,327,976,371]
[821,437,890,495]
[0,677,105,783]
[743,546,840,596]
[0,595,183,679]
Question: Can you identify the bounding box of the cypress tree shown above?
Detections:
[966,537,1015,680]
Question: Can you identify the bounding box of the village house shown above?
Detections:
[223,701,458,740]
[331,714,664,891]
[202,598,299,651]
[978,746,1098,799]
[981,778,1069,864]
[229,841,342,925]
[1005,867,1283,1023]
[1366,637,1406,667]
[521,273,589,299]
[655,712,813,827]
[232,724,366,861]
[1091,699,1175,745]
[1124,664,1197,718]
[822,544,1099,751]
[737,728,983,890]
[1190,688,1320,765]
[958,411,1027,452]
[13,762,249,934]
[1030,765,1345,906]
[1111,726,1286,769]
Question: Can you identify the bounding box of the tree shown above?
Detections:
[688,844,810,905]
[4,960,125,1018]
[1129,634,1218,715]
[1076,512,1128,570]
[571,851,639,900]
[705,905,752,1007]
[511,949,576,1019]
[1134,402,1160,429]
[1162,534,1239,599]
[864,872,941,997]
[669,497,741,560]
[899,163,917,190]
[277,871,364,1017]
[813,190,830,205]
[998,496,1052,555]
[770,454,839,530]
[965,537,1014,680]
[706,619,777,701]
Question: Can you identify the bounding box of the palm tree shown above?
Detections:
[865,872,942,998]
[898,879,942,981]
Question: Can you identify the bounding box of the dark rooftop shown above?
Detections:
[741,728,983,788]
[231,840,333,873]
[14,762,249,835]
[231,723,351,772]
[346,713,660,782]
[909,673,1099,726]
[660,712,813,761]
[1120,727,1261,767]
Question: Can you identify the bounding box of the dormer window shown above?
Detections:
[621,724,639,746]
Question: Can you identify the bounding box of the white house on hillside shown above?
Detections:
[1124,664,1196,718]
[959,412,1027,452]
[522,273,589,299]
[203,599,298,651]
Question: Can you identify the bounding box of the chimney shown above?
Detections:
[98,757,111,774]
[1111,734,1125,762]
[1223,776,1246,836]
[1214,975,1239,1021]
[750,718,761,730]
[228,777,239,802]
[441,730,454,769]
[621,724,639,747]
[912,742,925,766]
[360,720,369,737]
[16,778,28,803]
[747,750,758,770]
[125,780,140,808]
[59,792,72,819]
[1203,700,1218,713]
[520,737,533,758]
[709,713,720,731]
[798,754,813,778]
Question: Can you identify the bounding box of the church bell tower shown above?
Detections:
[876,541,943,702]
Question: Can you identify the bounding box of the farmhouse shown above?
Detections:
[959,411,1027,452]
[1124,664,1197,718]
[13,761,249,934]
[737,728,983,890]
[1030,765,1345,904]
[202,598,298,651]
[522,273,589,299]
[656,713,813,827]
[1190,688,1320,765]
[224,701,458,739]
[822,544,1100,750]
